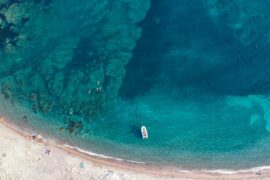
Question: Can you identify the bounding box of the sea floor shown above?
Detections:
[1,0,270,171]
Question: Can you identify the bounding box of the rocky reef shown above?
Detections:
[0,0,150,124]
[207,0,270,46]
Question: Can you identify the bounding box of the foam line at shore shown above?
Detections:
[63,144,145,164]
[55,143,270,175]
[202,166,270,174]
[63,141,270,175]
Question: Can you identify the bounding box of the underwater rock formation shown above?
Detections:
[0,0,150,120]
[207,0,270,46]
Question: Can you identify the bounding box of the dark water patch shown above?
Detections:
[119,0,167,99]
[121,0,270,98]
[130,125,141,139]
[68,37,103,70]
[183,44,270,96]
[120,0,226,99]
[33,0,52,6]
[0,25,18,47]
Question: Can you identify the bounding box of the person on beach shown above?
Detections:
[32,135,37,140]
[45,149,51,155]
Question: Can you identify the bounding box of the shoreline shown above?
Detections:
[62,144,145,164]
[1,116,270,179]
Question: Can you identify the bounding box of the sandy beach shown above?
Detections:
[1,117,270,179]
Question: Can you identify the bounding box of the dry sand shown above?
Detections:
[1,117,270,180]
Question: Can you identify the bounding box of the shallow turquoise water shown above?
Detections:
[1,0,270,169]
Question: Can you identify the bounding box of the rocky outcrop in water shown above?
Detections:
[0,0,150,120]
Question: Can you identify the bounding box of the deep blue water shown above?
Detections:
[1,0,270,169]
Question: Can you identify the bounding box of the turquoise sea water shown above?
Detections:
[1,0,270,169]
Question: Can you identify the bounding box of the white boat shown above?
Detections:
[141,126,148,139]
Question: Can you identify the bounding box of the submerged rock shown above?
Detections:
[66,120,83,135]
[0,0,151,120]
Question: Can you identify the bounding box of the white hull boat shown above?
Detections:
[141,126,148,139]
